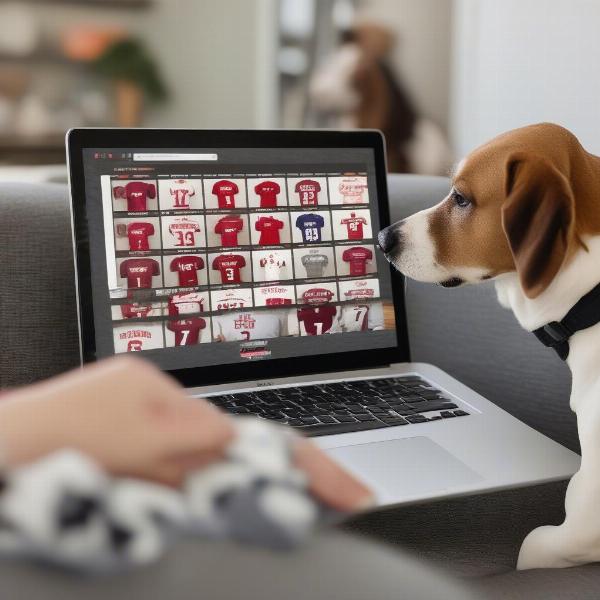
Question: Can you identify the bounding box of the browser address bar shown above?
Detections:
[133,153,218,161]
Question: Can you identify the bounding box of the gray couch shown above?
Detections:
[0,176,593,598]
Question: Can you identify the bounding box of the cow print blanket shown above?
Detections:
[0,418,338,572]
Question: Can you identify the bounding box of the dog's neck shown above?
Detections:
[495,235,600,410]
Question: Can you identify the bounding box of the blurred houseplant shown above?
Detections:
[91,38,168,126]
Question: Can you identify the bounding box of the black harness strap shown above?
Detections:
[532,282,600,360]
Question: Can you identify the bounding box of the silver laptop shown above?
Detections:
[67,128,579,507]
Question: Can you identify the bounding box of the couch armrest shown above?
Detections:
[0,183,79,388]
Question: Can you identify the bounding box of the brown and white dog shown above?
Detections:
[378,122,600,570]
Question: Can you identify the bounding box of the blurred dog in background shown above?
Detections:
[310,21,453,175]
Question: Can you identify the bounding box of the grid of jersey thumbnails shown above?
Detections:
[109,174,387,352]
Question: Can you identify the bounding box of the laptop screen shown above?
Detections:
[80,145,399,371]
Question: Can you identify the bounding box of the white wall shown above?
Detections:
[360,0,454,131]
[451,0,600,156]
[143,0,278,128]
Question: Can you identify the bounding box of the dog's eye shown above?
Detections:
[452,191,471,208]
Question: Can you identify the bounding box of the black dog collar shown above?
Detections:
[532,282,600,360]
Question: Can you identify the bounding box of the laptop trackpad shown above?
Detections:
[326,436,483,505]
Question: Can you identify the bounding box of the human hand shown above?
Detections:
[0,356,374,510]
[0,357,234,485]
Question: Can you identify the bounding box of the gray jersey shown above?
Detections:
[301,254,328,278]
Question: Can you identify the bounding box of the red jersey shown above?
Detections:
[113,181,156,212]
[295,179,321,206]
[212,254,246,284]
[298,306,337,335]
[119,258,160,289]
[120,303,153,319]
[170,255,204,287]
[212,180,239,209]
[266,298,292,306]
[215,216,244,247]
[167,318,206,346]
[340,213,367,240]
[302,287,334,305]
[342,247,373,276]
[126,222,154,251]
[254,216,284,245]
[254,180,281,208]
[168,217,201,247]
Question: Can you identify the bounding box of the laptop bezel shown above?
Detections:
[67,128,410,387]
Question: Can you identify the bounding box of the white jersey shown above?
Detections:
[211,288,253,311]
[213,311,281,341]
[255,285,295,307]
[340,302,384,332]
[113,324,164,353]
[169,291,208,315]
[168,216,202,247]
[339,176,368,204]
[169,179,196,208]
[259,252,286,281]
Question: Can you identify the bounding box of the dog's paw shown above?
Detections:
[518,524,600,570]
[517,525,574,570]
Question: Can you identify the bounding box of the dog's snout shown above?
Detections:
[378,223,403,255]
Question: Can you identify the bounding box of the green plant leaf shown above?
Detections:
[91,38,169,103]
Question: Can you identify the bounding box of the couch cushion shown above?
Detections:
[344,480,570,578]
[474,563,600,600]
[0,183,79,388]
[0,530,473,600]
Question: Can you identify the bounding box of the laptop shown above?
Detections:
[66,128,579,507]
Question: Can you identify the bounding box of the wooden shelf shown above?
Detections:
[0,50,77,67]
[0,134,67,165]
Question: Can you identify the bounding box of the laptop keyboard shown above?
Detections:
[206,376,470,437]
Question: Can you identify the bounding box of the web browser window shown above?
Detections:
[82,147,398,369]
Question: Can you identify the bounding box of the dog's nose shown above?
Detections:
[377,224,403,254]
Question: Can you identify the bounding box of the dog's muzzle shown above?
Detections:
[377,223,403,256]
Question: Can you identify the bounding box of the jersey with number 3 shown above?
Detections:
[214,311,280,341]
[212,254,246,283]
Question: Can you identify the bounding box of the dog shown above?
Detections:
[309,21,452,175]
[378,122,600,570]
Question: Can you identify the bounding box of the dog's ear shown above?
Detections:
[352,22,395,58]
[502,153,575,299]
